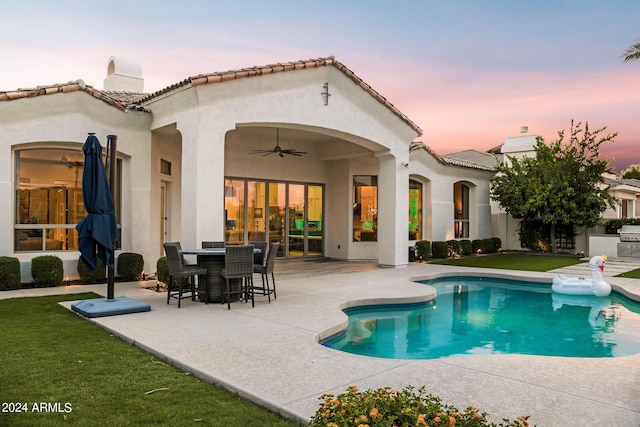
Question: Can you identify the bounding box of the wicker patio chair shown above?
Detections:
[250,241,268,267]
[252,241,279,302]
[164,242,208,308]
[220,245,255,309]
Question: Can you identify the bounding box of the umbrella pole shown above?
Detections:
[107,135,118,301]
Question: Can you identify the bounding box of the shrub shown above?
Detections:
[0,256,21,290]
[604,218,640,234]
[459,239,472,256]
[156,256,169,285]
[77,256,106,284]
[117,252,144,281]
[482,238,494,253]
[309,385,530,427]
[472,239,484,253]
[446,239,461,255]
[31,255,63,287]
[415,240,431,260]
[491,237,502,253]
[432,241,449,259]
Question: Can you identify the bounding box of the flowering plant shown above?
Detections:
[309,385,531,427]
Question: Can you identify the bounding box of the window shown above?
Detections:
[14,148,121,252]
[160,159,171,176]
[454,182,469,238]
[409,180,422,240]
[353,175,377,242]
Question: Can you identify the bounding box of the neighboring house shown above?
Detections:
[1,55,495,281]
[489,127,640,255]
[601,176,640,219]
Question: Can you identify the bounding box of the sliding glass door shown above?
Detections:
[225,178,323,258]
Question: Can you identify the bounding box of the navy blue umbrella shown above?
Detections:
[76,134,118,271]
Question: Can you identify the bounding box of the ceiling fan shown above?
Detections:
[250,128,307,157]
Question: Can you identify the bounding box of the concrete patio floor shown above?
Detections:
[4,259,640,426]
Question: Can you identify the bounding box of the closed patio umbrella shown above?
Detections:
[72,133,150,317]
[76,133,118,275]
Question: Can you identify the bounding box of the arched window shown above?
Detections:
[454,182,469,238]
[14,147,121,252]
[409,179,422,240]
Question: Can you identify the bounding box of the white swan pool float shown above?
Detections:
[552,255,611,297]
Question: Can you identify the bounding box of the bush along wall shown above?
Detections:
[0,256,21,290]
[77,257,106,284]
[432,241,449,259]
[446,240,461,256]
[459,239,472,256]
[117,252,144,281]
[415,240,431,260]
[156,256,169,285]
[31,255,63,287]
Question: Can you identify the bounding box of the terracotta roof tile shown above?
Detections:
[410,141,495,171]
[1,56,420,134]
[140,56,422,135]
[0,80,150,112]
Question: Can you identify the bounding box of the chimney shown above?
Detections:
[103,56,144,92]
[520,126,528,134]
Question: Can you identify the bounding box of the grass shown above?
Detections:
[0,293,300,427]
[428,252,640,277]
[428,253,585,271]
[616,269,640,279]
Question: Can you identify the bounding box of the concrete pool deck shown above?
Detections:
[4,260,640,426]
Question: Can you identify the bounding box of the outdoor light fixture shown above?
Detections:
[321,82,331,105]
[60,150,68,164]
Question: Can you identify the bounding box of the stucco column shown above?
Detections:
[177,121,229,248]
[376,152,409,267]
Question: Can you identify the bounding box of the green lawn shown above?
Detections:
[616,269,640,279]
[0,293,300,427]
[428,253,585,271]
[428,253,640,278]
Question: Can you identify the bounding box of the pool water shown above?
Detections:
[323,276,640,359]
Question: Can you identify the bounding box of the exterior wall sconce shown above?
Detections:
[321,82,331,106]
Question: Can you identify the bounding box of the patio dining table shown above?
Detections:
[179,247,260,303]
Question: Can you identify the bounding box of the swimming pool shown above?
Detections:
[323,276,640,359]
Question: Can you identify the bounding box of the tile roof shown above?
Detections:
[0,80,150,112]
[141,56,423,135]
[0,56,422,136]
[410,141,496,171]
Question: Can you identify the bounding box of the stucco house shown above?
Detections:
[489,127,640,256]
[1,56,495,281]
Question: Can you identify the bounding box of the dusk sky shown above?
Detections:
[2,0,639,171]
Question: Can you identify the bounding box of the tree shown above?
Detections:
[621,164,640,179]
[491,121,618,253]
[623,40,640,62]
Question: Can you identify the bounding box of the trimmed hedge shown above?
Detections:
[415,240,431,260]
[31,255,63,287]
[0,256,21,290]
[78,256,106,284]
[446,239,461,255]
[117,252,144,281]
[156,256,169,285]
[459,239,472,256]
[432,241,449,259]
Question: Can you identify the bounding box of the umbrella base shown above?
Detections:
[71,296,151,318]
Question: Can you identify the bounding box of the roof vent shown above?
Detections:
[520,126,528,134]
[103,56,144,92]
